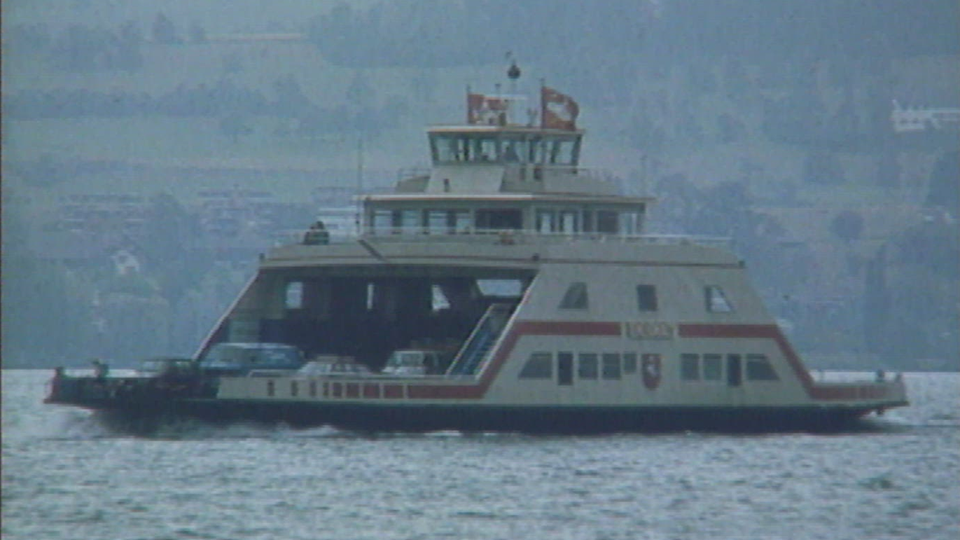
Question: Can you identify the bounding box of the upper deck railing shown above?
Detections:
[392,164,625,196]
[279,227,731,250]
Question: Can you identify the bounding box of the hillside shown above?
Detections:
[2,0,957,369]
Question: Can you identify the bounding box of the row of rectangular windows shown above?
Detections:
[680,353,779,382]
[518,352,779,382]
[519,352,637,380]
[560,283,734,313]
[368,207,643,236]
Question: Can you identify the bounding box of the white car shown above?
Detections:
[381,350,450,376]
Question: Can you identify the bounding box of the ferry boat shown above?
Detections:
[45,81,908,433]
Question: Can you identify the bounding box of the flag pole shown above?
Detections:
[539,78,546,129]
[466,85,471,124]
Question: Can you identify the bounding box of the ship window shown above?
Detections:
[559,210,579,233]
[291,381,299,397]
[535,209,556,233]
[681,354,700,381]
[285,281,303,310]
[582,210,595,233]
[432,135,461,162]
[623,353,638,374]
[372,209,392,234]
[528,137,544,163]
[727,354,742,387]
[620,210,644,236]
[400,210,420,234]
[703,354,723,381]
[502,139,522,162]
[636,285,658,312]
[706,286,734,313]
[451,210,471,233]
[597,211,618,233]
[519,352,553,379]
[602,353,621,380]
[547,139,577,165]
[746,354,779,381]
[431,285,450,312]
[476,209,522,231]
[557,352,574,386]
[426,210,448,234]
[472,137,499,162]
[559,282,589,310]
[476,279,524,297]
[578,353,598,380]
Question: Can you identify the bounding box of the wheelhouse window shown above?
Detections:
[472,137,499,161]
[519,352,553,379]
[636,285,658,312]
[502,138,527,163]
[430,134,500,163]
[746,354,779,381]
[545,138,580,166]
[559,282,589,310]
[705,286,734,313]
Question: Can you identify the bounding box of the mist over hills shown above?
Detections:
[2,0,957,370]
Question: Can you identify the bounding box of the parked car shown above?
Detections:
[200,343,305,376]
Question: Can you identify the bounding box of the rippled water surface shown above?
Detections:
[3,370,958,540]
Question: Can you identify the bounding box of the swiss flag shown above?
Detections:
[467,93,507,125]
[541,86,579,130]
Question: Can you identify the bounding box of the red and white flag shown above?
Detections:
[541,86,579,130]
[467,93,507,125]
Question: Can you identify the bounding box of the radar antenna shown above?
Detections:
[505,52,521,94]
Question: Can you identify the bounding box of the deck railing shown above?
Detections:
[277,228,731,249]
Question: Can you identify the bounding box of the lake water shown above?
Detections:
[3,370,958,540]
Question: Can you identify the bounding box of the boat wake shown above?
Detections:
[43,410,353,440]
